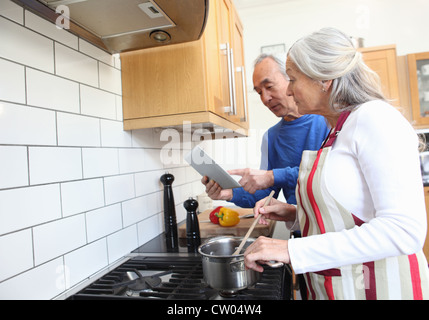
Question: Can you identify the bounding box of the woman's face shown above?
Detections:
[285,58,330,118]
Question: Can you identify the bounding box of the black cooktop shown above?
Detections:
[68,255,291,300]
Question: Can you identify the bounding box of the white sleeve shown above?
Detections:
[288,103,427,274]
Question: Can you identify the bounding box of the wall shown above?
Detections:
[233,0,429,166]
[0,0,202,299]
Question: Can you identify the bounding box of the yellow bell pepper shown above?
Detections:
[216,208,240,227]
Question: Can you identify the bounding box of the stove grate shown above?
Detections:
[69,256,288,300]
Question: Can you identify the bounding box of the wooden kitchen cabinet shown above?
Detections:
[407,52,429,127]
[423,187,429,261]
[359,45,401,108]
[231,5,248,124]
[120,0,249,135]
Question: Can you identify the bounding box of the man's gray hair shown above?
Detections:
[254,53,288,79]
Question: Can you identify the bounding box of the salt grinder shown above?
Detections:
[160,173,178,251]
[184,198,201,252]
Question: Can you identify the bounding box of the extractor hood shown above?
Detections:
[12,0,208,53]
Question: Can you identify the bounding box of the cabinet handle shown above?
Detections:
[230,48,237,116]
[220,43,234,115]
[236,66,248,122]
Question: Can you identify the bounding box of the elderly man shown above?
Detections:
[202,53,330,207]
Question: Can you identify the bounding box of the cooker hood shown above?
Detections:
[13,0,208,53]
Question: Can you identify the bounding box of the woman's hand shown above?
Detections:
[244,237,290,272]
[253,196,296,225]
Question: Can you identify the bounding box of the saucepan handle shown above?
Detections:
[229,260,284,271]
[265,261,284,268]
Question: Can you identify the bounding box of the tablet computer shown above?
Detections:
[185,146,241,189]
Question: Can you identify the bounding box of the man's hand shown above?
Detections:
[201,176,233,201]
[228,168,274,194]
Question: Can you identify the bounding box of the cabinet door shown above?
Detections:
[408,52,429,126]
[203,0,223,115]
[231,9,248,127]
[121,41,207,119]
[423,187,429,261]
[360,46,400,107]
[217,0,235,117]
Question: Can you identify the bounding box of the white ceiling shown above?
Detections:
[234,0,297,10]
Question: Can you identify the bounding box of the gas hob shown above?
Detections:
[68,255,290,300]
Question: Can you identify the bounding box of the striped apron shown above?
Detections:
[295,111,429,300]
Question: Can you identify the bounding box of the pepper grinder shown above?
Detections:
[160,172,178,252]
[184,197,201,252]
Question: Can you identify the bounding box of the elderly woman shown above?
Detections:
[244,27,429,300]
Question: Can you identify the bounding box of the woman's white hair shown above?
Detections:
[288,27,386,112]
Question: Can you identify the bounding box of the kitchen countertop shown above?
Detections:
[132,232,198,254]
[132,219,289,255]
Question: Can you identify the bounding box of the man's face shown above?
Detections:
[252,58,297,118]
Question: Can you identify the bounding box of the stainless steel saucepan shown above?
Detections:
[198,236,283,296]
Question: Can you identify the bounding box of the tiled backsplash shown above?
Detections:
[0,0,203,299]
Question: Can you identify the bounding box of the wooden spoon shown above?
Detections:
[232,190,275,255]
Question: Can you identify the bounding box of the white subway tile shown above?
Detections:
[191,180,205,198]
[122,196,148,227]
[64,239,108,288]
[178,183,193,204]
[175,201,186,224]
[131,128,156,148]
[0,102,57,145]
[55,43,98,87]
[118,148,146,174]
[104,174,135,205]
[0,258,65,300]
[137,214,163,246]
[25,11,78,50]
[187,165,201,182]
[107,226,138,264]
[80,85,117,119]
[0,146,28,189]
[99,62,121,95]
[169,167,187,186]
[57,113,101,147]
[0,184,61,236]
[153,127,180,149]
[144,191,163,216]
[145,148,164,171]
[79,39,114,66]
[82,148,119,179]
[116,95,123,120]
[86,204,122,242]
[61,178,105,217]
[0,17,54,73]
[0,0,23,24]
[29,147,82,185]
[26,68,80,113]
[0,58,25,103]
[100,119,132,147]
[33,214,86,265]
[114,55,121,69]
[135,170,163,197]
[0,229,33,282]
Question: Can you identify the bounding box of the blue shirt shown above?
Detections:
[230,114,330,207]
